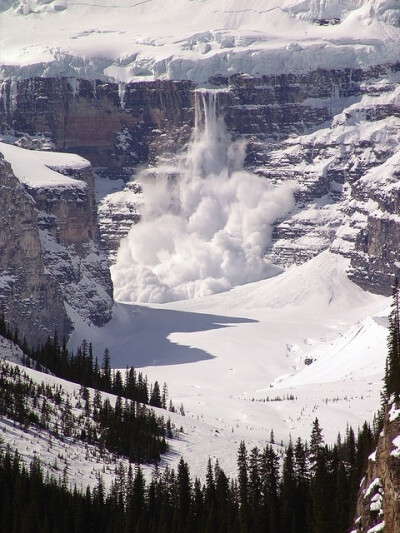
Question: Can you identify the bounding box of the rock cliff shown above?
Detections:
[0,153,68,345]
[0,77,194,176]
[352,402,400,533]
[0,143,113,345]
[2,63,400,296]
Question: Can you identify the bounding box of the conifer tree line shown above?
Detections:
[0,313,179,412]
[0,358,170,463]
[0,414,377,533]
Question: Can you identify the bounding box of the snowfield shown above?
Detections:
[0,141,89,189]
[69,250,389,479]
[1,0,400,83]
[1,250,389,488]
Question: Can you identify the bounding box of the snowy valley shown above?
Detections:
[1,0,400,531]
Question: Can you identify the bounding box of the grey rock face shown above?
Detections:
[0,154,70,345]
[0,150,113,346]
[0,77,195,175]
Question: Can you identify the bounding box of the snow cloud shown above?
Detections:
[111,90,295,303]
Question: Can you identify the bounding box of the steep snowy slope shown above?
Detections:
[1,0,400,82]
[0,334,286,486]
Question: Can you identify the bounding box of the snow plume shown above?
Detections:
[111,90,295,303]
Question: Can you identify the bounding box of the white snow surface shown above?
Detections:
[70,250,390,479]
[367,522,385,533]
[0,251,391,487]
[364,477,382,499]
[0,141,89,189]
[1,0,400,83]
[388,401,400,421]
[391,434,400,456]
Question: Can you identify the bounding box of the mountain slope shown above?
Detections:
[70,251,389,469]
[0,141,113,344]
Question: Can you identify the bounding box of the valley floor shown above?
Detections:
[69,250,389,479]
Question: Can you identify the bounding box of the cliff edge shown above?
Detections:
[0,142,113,345]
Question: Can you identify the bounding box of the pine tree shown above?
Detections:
[248,446,261,533]
[162,382,168,410]
[150,381,162,408]
[237,441,249,508]
[384,277,400,399]
[311,450,332,533]
[260,445,280,533]
[309,418,324,474]
[102,348,112,390]
[177,457,192,529]
[280,441,296,533]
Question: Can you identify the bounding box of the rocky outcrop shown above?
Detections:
[30,163,113,329]
[0,147,113,346]
[0,77,195,177]
[352,402,400,533]
[0,154,69,345]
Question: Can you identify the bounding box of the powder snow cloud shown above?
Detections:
[111,91,296,303]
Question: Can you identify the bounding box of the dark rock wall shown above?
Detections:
[31,165,99,250]
[0,154,70,345]
[1,78,195,177]
[352,403,400,533]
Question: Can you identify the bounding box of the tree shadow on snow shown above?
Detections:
[97,303,257,368]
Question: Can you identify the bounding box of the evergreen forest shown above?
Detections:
[0,418,377,533]
[1,298,398,532]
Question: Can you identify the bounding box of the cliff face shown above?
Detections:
[352,403,400,533]
[1,64,400,295]
[0,78,194,177]
[0,145,113,346]
[0,154,69,345]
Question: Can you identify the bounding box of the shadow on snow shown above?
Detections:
[92,302,257,368]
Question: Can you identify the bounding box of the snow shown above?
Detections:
[0,336,26,364]
[367,522,385,533]
[2,240,390,486]
[70,250,390,476]
[0,274,16,291]
[388,402,400,422]
[0,341,282,488]
[0,123,393,483]
[111,90,295,303]
[370,492,383,513]
[369,450,377,462]
[0,141,89,189]
[0,0,398,487]
[391,435,400,457]
[1,0,400,83]
[93,89,390,469]
[0,354,144,491]
[364,477,382,499]
[95,174,125,204]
